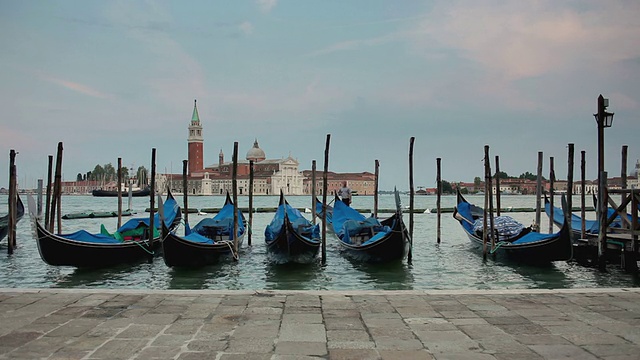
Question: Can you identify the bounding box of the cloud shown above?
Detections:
[41,76,113,99]
[257,0,277,13]
[304,33,401,58]
[239,21,253,35]
[104,1,208,112]
[409,1,640,81]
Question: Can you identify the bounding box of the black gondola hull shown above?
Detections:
[92,188,151,197]
[337,213,410,263]
[162,230,244,267]
[34,220,160,267]
[455,192,573,263]
[265,218,320,260]
[0,195,25,241]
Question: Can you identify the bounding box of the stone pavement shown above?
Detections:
[1,288,640,360]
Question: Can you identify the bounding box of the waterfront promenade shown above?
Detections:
[1,288,639,359]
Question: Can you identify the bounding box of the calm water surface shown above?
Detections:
[1,194,638,290]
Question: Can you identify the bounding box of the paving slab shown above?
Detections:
[0,288,639,359]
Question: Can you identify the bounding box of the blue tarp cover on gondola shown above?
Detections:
[55,195,180,244]
[189,199,244,241]
[265,202,319,242]
[546,201,624,234]
[61,229,123,244]
[331,198,391,245]
[117,196,180,233]
[457,199,559,244]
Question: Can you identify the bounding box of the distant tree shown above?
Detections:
[103,163,116,182]
[91,165,104,181]
[86,171,91,181]
[519,172,546,181]
[442,180,453,194]
[119,167,129,181]
[474,176,482,186]
[76,173,83,182]
[497,171,509,179]
[137,166,148,186]
[460,187,469,194]
[519,172,536,181]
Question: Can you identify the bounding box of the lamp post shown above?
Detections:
[594,94,614,269]
[595,95,615,186]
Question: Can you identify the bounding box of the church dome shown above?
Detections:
[246,139,266,162]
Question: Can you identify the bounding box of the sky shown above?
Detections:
[1,0,639,191]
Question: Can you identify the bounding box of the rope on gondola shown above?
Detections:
[489,241,511,254]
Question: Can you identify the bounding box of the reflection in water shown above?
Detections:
[264,261,325,290]
[167,261,242,290]
[346,259,414,290]
[52,263,147,288]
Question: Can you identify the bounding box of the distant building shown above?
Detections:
[187,100,204,175]
[154,101,396,196]
[301,171,376,196]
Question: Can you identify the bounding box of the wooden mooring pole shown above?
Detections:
[622,145,628,209]
[494,156,501,217]
[45,155,53,231]
[374,160,379,219]
[182,160,189,227]
[117,158,122,229]
[598,171,608,271]
[232,142,239,260]
[581,150,586,239]
[37,179,43,219]
[321,134,331,265]
[549,156,555,233]
[311,160,316,225]
[53,142,63,234]
[8,150,17,254]
[630,190,639,272]
[408,137,415,264]
[483,145,490,259]
[248,160,254,245]
[535,151,543,232]
[487,155,495,254]
[148,148,156,256]
[436,157,442,244]
[567,144,574,229]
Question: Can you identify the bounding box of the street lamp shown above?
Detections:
[593,94,614,268]
[594,94,614,193]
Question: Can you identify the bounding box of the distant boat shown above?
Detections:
[92,186,151,197]
[62,209,133,220]
[0,195,24,241]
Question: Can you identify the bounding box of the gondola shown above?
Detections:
[330,192,410,263]
[265,191,320,263]
[29,190,181,267]
[162,192,245,267]
[62,209,133,220]
[454,191,572,263]
[92,187,151,197]
[0,194,24,241]
[544,194,628,240]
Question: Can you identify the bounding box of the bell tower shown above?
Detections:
[187,99,204,175]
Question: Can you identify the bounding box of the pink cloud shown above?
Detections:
[42,76,113,99]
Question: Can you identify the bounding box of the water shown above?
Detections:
[1,194,638,290]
